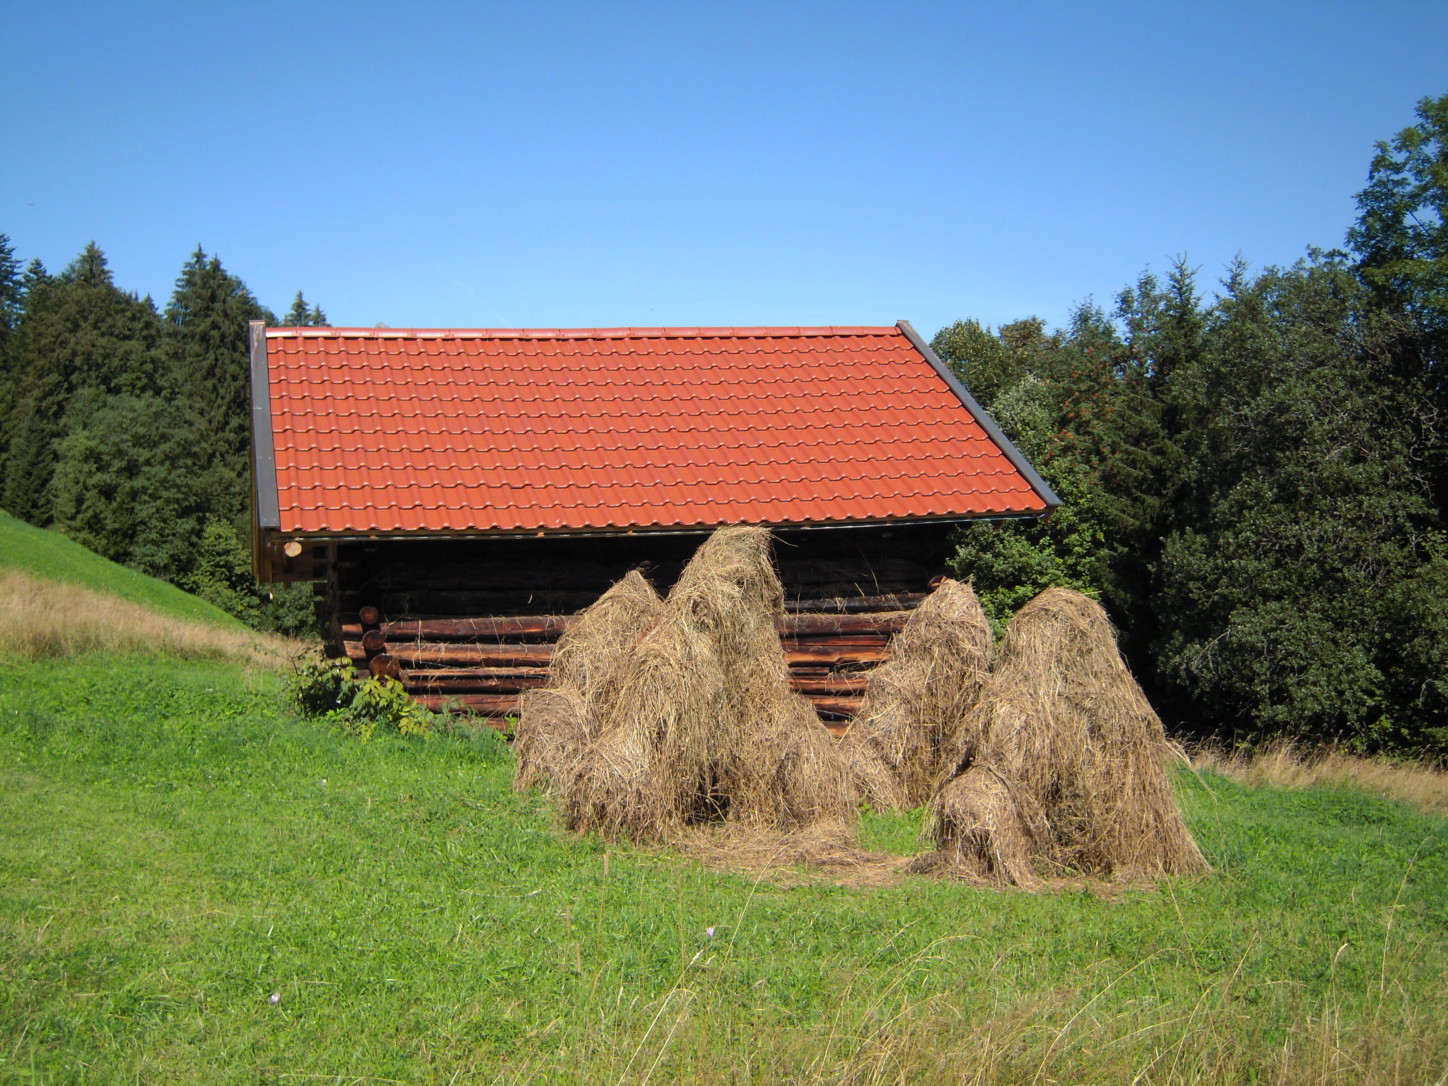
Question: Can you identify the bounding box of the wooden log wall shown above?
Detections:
[329,524,955,734]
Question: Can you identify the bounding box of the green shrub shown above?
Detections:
[290,656,436,739]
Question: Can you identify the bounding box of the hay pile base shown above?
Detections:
[912,588,1209,886]
[843,577,993,811]
[515,526,860,850]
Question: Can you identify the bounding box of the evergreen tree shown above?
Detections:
[1,243,163,523]
[60,241,111,287]
[280,290,328,327]
[48,388,204,579]
[1,409,54,522]
[20,258,51,303]
[0,235,24,486]
[0,234,22,335]
[163,246,275,521]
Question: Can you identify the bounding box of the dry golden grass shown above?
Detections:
[1192,739,1448,817]
[0,569,295,670]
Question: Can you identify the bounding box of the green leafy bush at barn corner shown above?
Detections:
[290,656,436,739]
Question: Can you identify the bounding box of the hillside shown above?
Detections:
[0,507,246,630]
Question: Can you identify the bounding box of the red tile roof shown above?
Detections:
[252,323,1055,537]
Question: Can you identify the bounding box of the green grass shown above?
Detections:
[2,654,1445,1083]
[0,509,244,630]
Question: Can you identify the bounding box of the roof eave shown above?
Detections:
[254,509,1049,547]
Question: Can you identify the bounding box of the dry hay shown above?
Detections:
[844,578,993,811]
[914,588,1208,886]
[673,825,911,888]
[524,525,860,849]
[512,570,663,792]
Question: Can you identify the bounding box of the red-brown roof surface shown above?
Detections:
[255,324,1053,536]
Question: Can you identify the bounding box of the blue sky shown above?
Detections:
[4,1,1445,338]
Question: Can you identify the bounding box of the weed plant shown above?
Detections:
[1,653,1445,1083]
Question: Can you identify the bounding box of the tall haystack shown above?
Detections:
[672,528,858,834]
[525,526,859,846]
[512,570,663,792]
[914,588,1208,885]
[844,578,994,811]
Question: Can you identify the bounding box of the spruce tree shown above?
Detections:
[280,290,329,327]
[1,243,163,523]
[163,246,275,521]
[0,234,21,336]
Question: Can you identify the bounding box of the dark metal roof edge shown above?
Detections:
[896,320,1062,510]
[249,320,281,530]
[255,511,1046,546]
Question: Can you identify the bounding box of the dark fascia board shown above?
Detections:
[896,320,1062,510]
[265,512,1042,546]
[249,321,281,530]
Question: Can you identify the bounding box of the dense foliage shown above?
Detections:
[0,239,322,636]
[942,94,1448,754]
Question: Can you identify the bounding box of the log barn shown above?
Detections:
[248,321,1057,730]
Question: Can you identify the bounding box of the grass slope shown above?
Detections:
[0,508,244,630]
[2,655,1446,1084]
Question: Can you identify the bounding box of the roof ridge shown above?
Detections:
[265,325,902,340]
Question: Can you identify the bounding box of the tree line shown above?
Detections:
[2,95,1444,753]
[938,94,1446,755]
[0,239,326,635]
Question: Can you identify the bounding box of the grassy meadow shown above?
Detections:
[1,519,1446,1083]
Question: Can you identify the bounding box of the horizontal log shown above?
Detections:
[361,591,607,615]
[785,645,889,667]
[781,634,892,650]
[346,612,908,643]
[787,662,877,676]
[341,615,571,641]
[406,673,550,694]
[368,654,400,679]
[405,666,551,682]
[789,675,870,695]
[392,643,555,667]
[785,593,926,614]
[413,693,521,715]
[780,612,910,637]
[351,639,889,672]
[361,629,386,654]
[808,696,865,718]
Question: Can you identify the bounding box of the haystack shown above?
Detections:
[512,570,663,792]
[844,578,993,811]
[524,526,859,847]
[914,588,1208,885]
